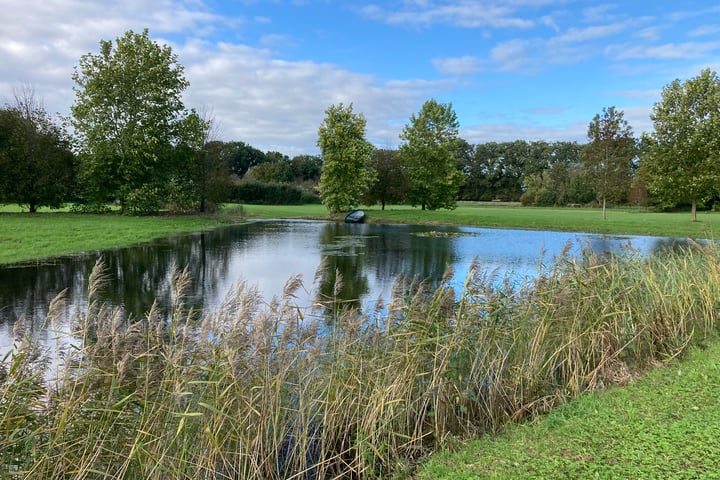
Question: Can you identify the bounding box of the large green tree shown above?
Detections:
[399,99,464,210]
[70,29,202,214]
[644,69,720,221]
[317,103,376,213]
[582,106,636,219]
[0,88,75,212]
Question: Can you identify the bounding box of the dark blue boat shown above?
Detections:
[344,209,365,223]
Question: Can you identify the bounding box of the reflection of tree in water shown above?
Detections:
[313,223,459,314]
[0,225,254,339]
[0,261,84,337]
[100,226,250,319]
[361,225,458,298]
[315,223,370,313]
[649,237,706,256]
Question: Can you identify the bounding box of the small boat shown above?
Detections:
[344,209,365,224]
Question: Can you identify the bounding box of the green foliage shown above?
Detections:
[172,112,231,213]
[124,184,163,216]
[583,106,636,216]
[461,141,584,203]
[363,148,408,209]
[520,172,558,206]
[399,99,464,210]
[291,154,322,181]
[643,69,720,221]
[317,103,376,213]
[230,179,318,205]
[0,89,76,212]
[213,140,268,178]
[264,150,290,163]
[70,29,203,212]
[244,160,294,183]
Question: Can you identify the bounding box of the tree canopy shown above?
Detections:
[582,106,636,219]
[0,88,75,212]
[363,149,408,210]
[643,69,720,221]
[399,99,464,210]
[316,103,376,213]
[70,28,203,214]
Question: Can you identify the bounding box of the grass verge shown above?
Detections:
[0,206,244,265]
[417,339,720,479]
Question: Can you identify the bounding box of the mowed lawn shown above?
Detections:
[0,211,239,265]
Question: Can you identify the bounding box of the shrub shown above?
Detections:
[230,180,319,205]
[124,185,162,216]
[535,189,557,206]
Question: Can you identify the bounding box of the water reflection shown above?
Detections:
[0,220,699,355]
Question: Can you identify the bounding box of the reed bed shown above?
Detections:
[2,241,720,479]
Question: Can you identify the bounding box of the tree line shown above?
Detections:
[1,29,719,220]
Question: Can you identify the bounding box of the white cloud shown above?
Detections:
[180,42,442,155]
[689,25,720,38]
[581,4,618,23]
[432,56,483,75]
[461,120,588,145]
[360,1,537,29]
[2,0,710,157]
[552,23,627,43]
[606,41,720,61]
[489,39,534,71]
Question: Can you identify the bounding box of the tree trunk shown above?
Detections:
[691,199,697,222]
[602,196,606,221]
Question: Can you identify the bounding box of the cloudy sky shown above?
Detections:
[2,0,719,156]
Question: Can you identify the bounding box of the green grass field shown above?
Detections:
[0,209,243,265]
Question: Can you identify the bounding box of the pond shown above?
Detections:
[0,219,688,356]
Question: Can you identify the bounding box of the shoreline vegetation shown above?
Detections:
[1,203,720,478]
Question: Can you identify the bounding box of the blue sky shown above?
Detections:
[1,1,719,156]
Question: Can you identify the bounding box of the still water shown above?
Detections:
[0,220,683,356]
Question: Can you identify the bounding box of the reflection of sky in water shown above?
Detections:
[0,220,694,357]
[204,222,678,312]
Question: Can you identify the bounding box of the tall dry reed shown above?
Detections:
[2,242,719,479]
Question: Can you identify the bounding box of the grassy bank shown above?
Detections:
[0,206,244,265]
[418,339,720,479]
[2,239,720,478]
